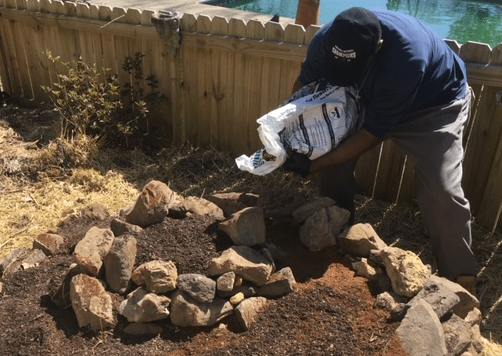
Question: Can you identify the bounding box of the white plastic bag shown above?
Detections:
[235,80,363,175]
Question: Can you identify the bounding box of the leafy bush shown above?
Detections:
[43,51,164,148]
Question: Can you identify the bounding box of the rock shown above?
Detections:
[338,223,387,257]
[235,297,268,331]
[379,247,430,298]
[470,325,484,355]
[257,267,295,298]
[234,275,244,287]
[104,235,137,294]
[464,308,482,327]
[216,272,235,292]
[125,180,179,227]
[70,274,115,331]
[218,207,266,246]
[299,205,350,251]
[132,260,178,294]
[427,275,479,319]
[110,218,143,237]
[123,322,164,335]
[217,285,257,299]
[230,292,245,305]
[291,197,337,223]
[80,203,110,220]
[182,196,225,218]
[352,258,382,279]
[259,247,276,272]
[1,248,47,276]
[376,291,408,312]
[207,192,259,217]
[442,314,472,356]
[208,246,273,286]
[118,287,171,323]
[408,276,461,318]
[33,233,64,255]
[73,226,114,276]
[49,263,87,308]
[0,249,28,276]
[396,299,447,356]
[20,249,47,270]
[177,273,216,303]
[170,290,233,327]
[390,303,411,322]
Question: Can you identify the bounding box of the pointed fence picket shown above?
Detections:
[0,1,501,232]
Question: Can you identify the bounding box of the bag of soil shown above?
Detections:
[235,80,363,175]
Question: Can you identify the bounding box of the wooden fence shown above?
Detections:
[1,0,502,233]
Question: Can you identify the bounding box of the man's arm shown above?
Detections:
[310,129,382,174]
[292,77,305,94]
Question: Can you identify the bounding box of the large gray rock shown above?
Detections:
[70,274,115,331]
[291,197,337,223]
[73,226,114,276]
[218,207,266,246]
[427,275,479,319]
[380,247,430,298]
[299,205,350,251]
[170,290,233,327]
[177,273,216,303]
[118,287,171,323]
[104,235,137,294]
[235,297,268,331]
[125,180,180,227]
[132,260,178,294]
[338,223,388,257]
[442,314,472,356]
[396,299,447,356]
[208,246,273,286]
[33,233,64,256]
[408,276,461,318]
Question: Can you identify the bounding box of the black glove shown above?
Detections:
[283,152,311,178]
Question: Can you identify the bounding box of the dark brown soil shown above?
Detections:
[0,207,406,356]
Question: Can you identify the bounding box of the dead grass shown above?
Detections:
[1,105,502,355]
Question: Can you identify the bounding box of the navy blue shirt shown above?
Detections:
[299,10,468,138]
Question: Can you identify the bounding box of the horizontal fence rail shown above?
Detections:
[1,0,502,233]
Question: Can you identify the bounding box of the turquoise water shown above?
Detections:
[204,0,502,48]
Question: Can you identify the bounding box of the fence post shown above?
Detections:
[295,0,320,29]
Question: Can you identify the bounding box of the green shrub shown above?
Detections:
[43,51,164,148]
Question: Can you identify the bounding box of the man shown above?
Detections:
[284,7,477,286]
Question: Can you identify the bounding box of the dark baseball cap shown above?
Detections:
[325,8,382,86]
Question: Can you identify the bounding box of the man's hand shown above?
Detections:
[283,152,311,178]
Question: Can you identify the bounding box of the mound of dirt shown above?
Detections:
[0,206,406,356]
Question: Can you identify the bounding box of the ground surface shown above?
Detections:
[1,103,502,355]
[0,209,405,356]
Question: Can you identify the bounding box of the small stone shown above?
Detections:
[217,272,236,292]
[230,292,245,305]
